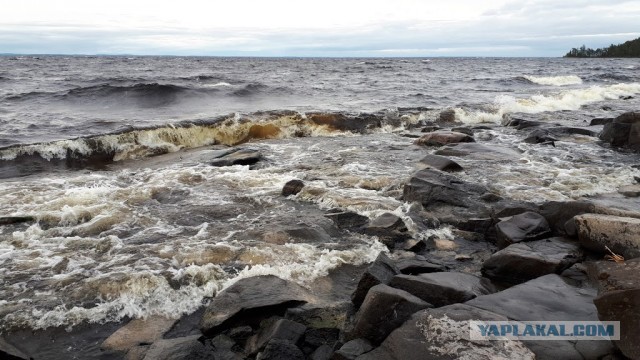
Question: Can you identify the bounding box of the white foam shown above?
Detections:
[203,82,232,88]
[523,75,582,86]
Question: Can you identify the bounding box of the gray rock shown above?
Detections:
[539,200,596,236]
[246,318,306,356]
[199,275,313,335]
[210,148,263,167]
[101,316,177,352]
[333,339,374,360]
[389,272,496,307]
[310,344,334,360]
[482,237,583,283]
[434,143,522,161]
[142,335,208,360]
[395,258,444,275]
[418,154,463,172]
[282,180,305,196]
[575,214,640,259]
[590,118,614,126]
[348,284,431,344]
[364,213,410,248]
[0,337,30,360]
[495,211,551,248]
[402,168,488,209]
[600,111,640,150]
[256,339,304,360]
[619,184,640,197]
[285,302,353,331]
[438,109,456,123]
[351,253,399,308]
[303,328,340,348]
[325,211,369,231]
[0,215,35,226]
[414,131,474,147]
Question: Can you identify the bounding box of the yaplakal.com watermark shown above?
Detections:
[470,321,620,341]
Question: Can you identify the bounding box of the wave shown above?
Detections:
[588,73,634,82]
[520,75,583,86]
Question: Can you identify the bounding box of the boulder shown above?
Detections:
[256,339,304,360]
[523,128,558,145]
[394,258,444,275]
[434,143,522,161]
[210,148,263,167]
[414,131,474,147]
[356,304,534,360]
[101,316,177,352]
[482,237,583,284]
[438,109,456,123]
[539,200,596,236]
[348,284,431,344]
[199,275,313,335]
[142,335,208,360]
[495,211,551,248]
[364,213,410,248]
[282,180,305,196]
[303,328,340,349]
[245,318,306,356]
[310,345,334,360]
[574,214,640,259]
[333,339,374,360]
[402,168,488,210]
[600,111,640,150]
[285,302,353,330]
[389,272,496,307]
[351,253,399,308]
[418,154,463,172]
[590,118,614,126]
[325,211,369,231]
[0,337,30,360]
[0,215,35,226]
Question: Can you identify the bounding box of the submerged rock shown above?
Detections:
[438,109,456,123]
[600,111,640,151]
[325,211,369,231]
[574,214,640,259]
[282,179,305,196]
[414,131,474,147]
[210,148,263,167]
[389,272,496,307]
[495,211,551,248]
[434,142,522,161]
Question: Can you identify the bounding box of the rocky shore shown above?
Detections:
[2,111,639,360]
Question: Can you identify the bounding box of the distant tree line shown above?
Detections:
[564,37,640,57]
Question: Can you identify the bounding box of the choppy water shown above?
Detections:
[1,56,639,332]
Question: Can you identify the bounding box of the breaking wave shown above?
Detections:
[521,75,583,86]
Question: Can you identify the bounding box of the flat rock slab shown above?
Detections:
[419,154,463,172]
[101,315,177,352]
[575,214,640,259]
[482,237,583,284]
[414,131,475,147]
[389,272,496,307]
[199,275,313,335]
[210,148,262,167]
[357,304,534,360]
[495,211,551,249]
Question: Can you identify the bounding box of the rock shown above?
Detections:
[414,131,474,147]
[256,339,304,360]
[502,115,545,129]
[438,109,456,123]
[523,128,558,145]
[420,125,441,132]
[0,215,35,226]
[394,258,444,275]
[389,272,496,307]
[303,328,340,349]
[588,258,640,293]
[364,213,410,248]
[285,302,353,331]
[325,211,369,231]
[228,326,254,342]
[351,253,399,308]
[210,148,263,167]
[0,337,30,360]
[551,126,599,137]
[600,111,640,150]
[199,275,313,335]
[125,346,149,360]
[333,339,374,360]
[245,318,306,356]
[539,200,596,236]
[348,284,431,344]
[574,214,640,259]
[142,335,208,360]
[619,184,640,197]
[434,142,522,161]
[591,118,614,126]
[402,168,488,209]
[482,237,583,284]
[101,316,177,352]
[357,304,534,360]
[451,127,474,136]
[418,154,463,172]
[310,344,334,360]
[495,211,551,248]
[282,180,305,196]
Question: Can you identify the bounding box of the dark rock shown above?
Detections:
[256,339,304,360]
[451,127,474,136]
[552,126,599,137]
[310,344,334,360]
[0,215,35,226]
[0,337,30,360]
[333,339,374,360]
[389,272,496,307]
[364,213,410,248]
[574,214,640,259]
[502,115,545,129]
[434,142,522,161]
[228,326,254,343]
[523,128,558,145]
[402,168,488,209]
[351,253,399,308]
[539,200,596,236]
[210,148,263,167]
[590,118,614,126]
[418,154,463,172]
[482,237,583,283]
[414,131,474,147]
[303,328,340,348]
[438,109,456,123]
[325,211,369,231]
[394,258,444,275]
[245,318,306,356]
[357,304,534,360]
[306,112,382,134]
[420,125,441,132]
[282,180,305,196]
[142,335,208,360]
[600,111,640,150]
[495,211,551,248]
[348,284,431,344]
[199,275,313,335]
[285,302,353,331]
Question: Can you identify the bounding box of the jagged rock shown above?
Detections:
[574,214,640,259]
[364,213,410,248]
[282,180,305,196]
[285,302,353,331]
[351,253,399,308]
[200,275,313,335]
[389,272,496,307]
[101,316,177,352]
[482,237,583,283]
[256,339,304,360]
[245,318,306,356]
[414,131,474,147]
[418,154,463,172]
[600,111,640,150]
[333,339,374,360]
[0,337,30,360]
[495,211,551,248]
[348,284,431,344]
[356,304,534,360]
[210,148,263,167]
[142,335,208,360]
[539,200,596,236]
[394,258,444,275]
[434,142,522,161]
[325,211,369,231]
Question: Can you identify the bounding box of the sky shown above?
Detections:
[1,0,639,57]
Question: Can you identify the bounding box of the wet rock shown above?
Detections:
[303,328,340,349]
[364,213,410,248]
[0,337,30,360]
[256,339,304,360]
[200,275,313,335]
[394,258,444,275]
[351,253,399,308]
[357,304,534,360]
[574,214,640,259]
[450,127,474,136]
[523,128,558,145]
[539,200,596,236]
[334,339,373,360]
[414,131,474,147]
[434,142,522,161]
[208,334,245,360]
[125,346,149,360]
[0,215,35,226]
[438,109,456,123]
[420,125,440,132]
[285,302,353,330]
[552,126,599,137]
[590,117,614,126]
[101,315,177,352]
[619,184,640,197]
[325,211,369,231]
[600,111,640,150]
[282,180,305,196]
[245,318,306,356]
[142,335,208,360]
[307,112,383,134]
[310,344,334,360]
[502,115,545,129]
[389,272,496,307]
[402,168,488,209]
[482,237,583,284]
[228,326,254,343]
[210,148,263,167]
[418,154,463,172]
[495,211,551,248]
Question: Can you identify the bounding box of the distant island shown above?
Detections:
[564,37,640,57]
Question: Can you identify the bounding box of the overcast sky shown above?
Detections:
[1,0,639,57]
